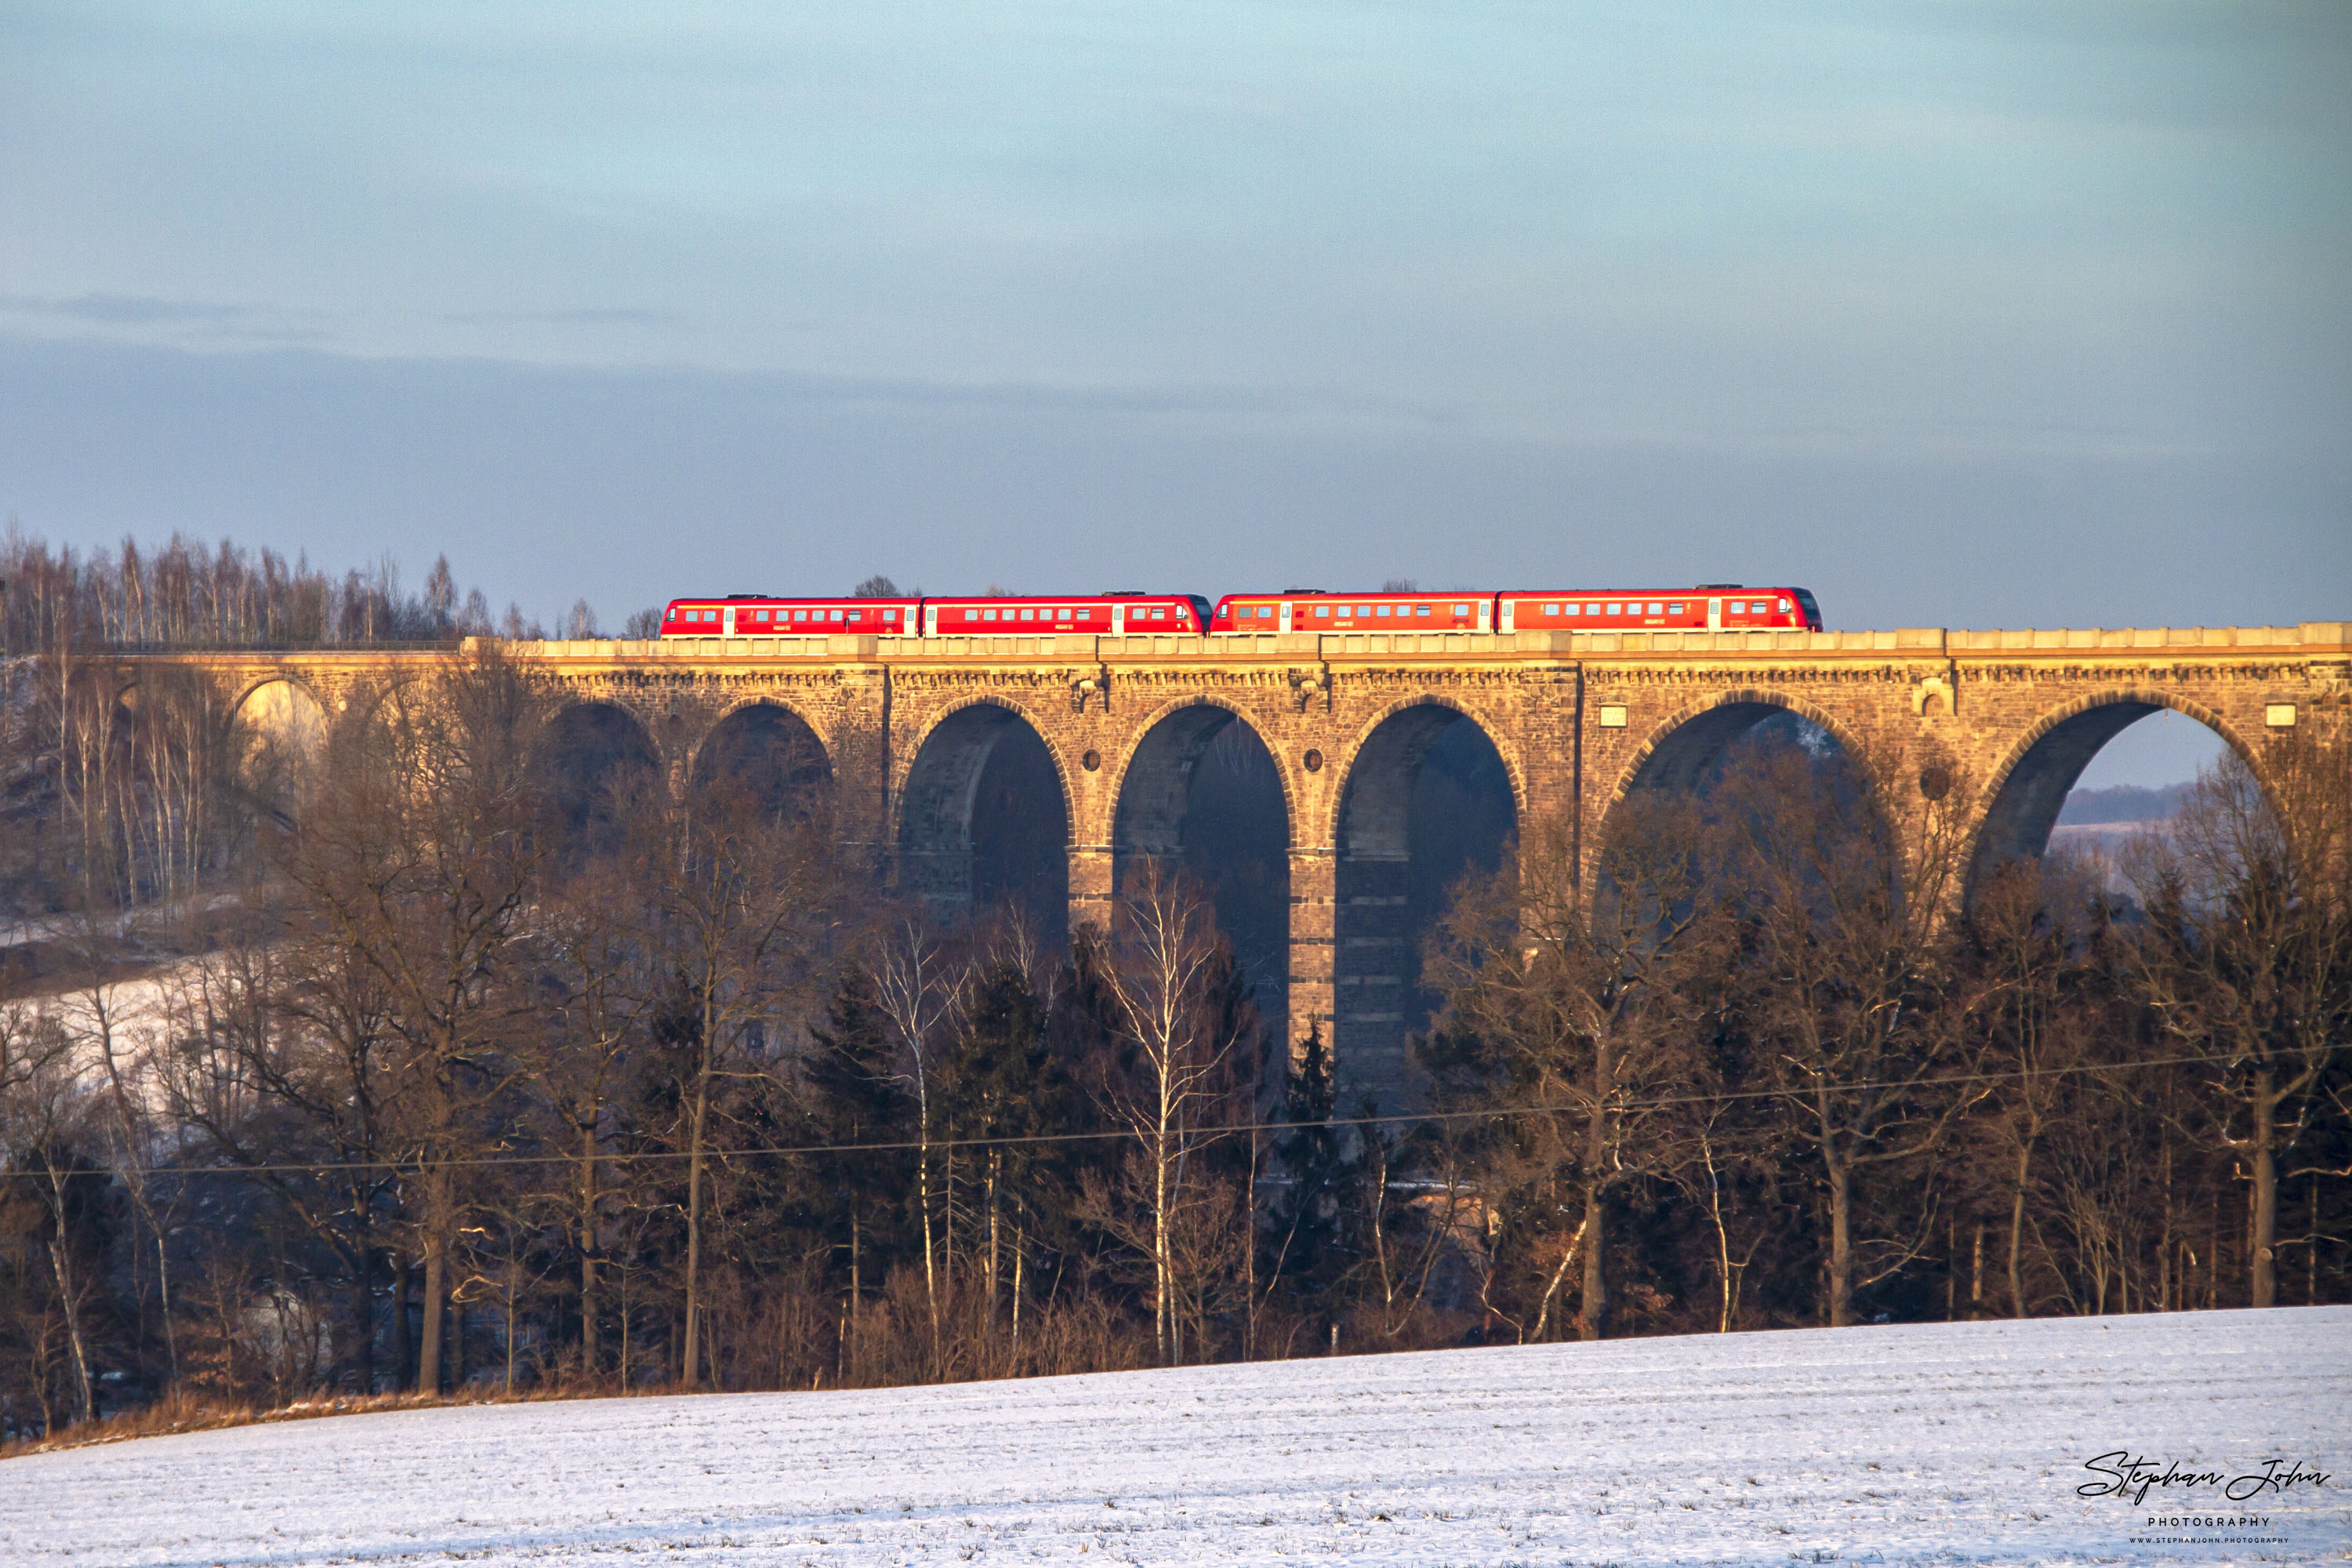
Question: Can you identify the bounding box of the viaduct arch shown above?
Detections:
[118,619,2350,1108]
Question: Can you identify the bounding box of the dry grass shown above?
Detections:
[0,1379,674,1462]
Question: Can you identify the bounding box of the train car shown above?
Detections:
[1495,586,1820,633]
[919,593,1210,636]
[1210,590,1494,633]
[659,595,924,637]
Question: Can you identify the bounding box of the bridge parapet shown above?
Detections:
[489,621,2351,667]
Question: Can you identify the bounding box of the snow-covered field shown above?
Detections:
[6,1308,2347,1566]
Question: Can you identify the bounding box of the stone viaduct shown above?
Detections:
[127,619,2352,1104]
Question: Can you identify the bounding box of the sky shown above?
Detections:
[3,2,2347,784]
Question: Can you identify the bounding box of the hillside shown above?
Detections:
[5,1308,2343,1566]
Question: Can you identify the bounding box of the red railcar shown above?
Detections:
[1210,590,1492,633]
[657,593,1211,638]
[659,595,923,637]
[1209,586,1822,634]
[919,593,1210,636]
[1496,586,1820,632]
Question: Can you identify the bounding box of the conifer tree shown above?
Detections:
[802,964,913,1315]
[1264,1025,1352,1313]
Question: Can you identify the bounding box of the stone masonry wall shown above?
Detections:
[126,620,2350,1108]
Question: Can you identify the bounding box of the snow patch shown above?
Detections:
[4,1308,2344,1565]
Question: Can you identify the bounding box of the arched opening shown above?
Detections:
[1335,705,1515,1105]
[538,702,662,858]
[691,702,832,825]
[1971,699,2235,900]
[898,703,1069,942]
[1621,699,1844,801]
[1112,706,1290,1020]
[234,678,328,816]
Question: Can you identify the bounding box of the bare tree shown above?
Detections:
[1424,799,1720,1340]
[528,859,658,1377]
[0,1003,98,1425]
[277,654,548,1391]
[632,770,844,1388]
[871,915,956,1344]
[2126,743,2349,1308]
[1718,732,1982,1326]
[1088,862,1252,1365]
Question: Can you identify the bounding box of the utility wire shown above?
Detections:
[95,1049,2267,1179]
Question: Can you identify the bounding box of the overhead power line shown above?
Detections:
[82,1049,2270,1180]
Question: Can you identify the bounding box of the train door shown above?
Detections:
[1109,604,1125,634]
[722,607,737,636]
[924,604,939,637]
[1278,601,1294,633]
[1497,599,1515,633]
[1707,597,1722,630]
[1476,599,1492,632]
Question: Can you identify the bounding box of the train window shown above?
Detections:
[1314,604,1330,617]
[1647,602,1662,615]
[1607,603,1623,615]
[1777,598,1791,612]
[1541,603,1558,615]
[1376,605,1391,617]
[1261,605,1276,618]
[848,609,862,622]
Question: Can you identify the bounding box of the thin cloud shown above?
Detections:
[441,307,684,328]
[0,295,327,344]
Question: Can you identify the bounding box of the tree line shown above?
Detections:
[2,646,2346,1444]
[0,525,653,655]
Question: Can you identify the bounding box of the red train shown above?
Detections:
[658,585,1820,638]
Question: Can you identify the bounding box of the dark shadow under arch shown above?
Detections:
[898,703,1069,942]
[1619,695,1853,803]
[1113,705,1290,1019]
[539,702,662,857]
[692,702,833,824]
[1335,704,1515,1105]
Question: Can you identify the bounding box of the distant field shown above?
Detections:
[2057,782,2190,826]
[5,1308,2344,1566]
